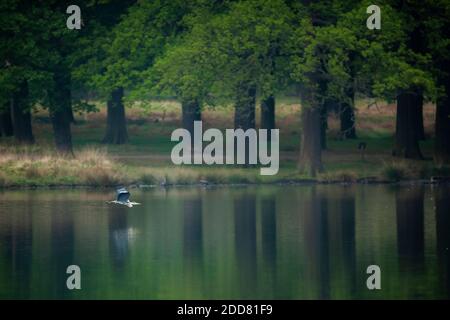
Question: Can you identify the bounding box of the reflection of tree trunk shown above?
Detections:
[435,186,450,293]
[234,193,257,298]
[0,103,14,137]
[396,187,425,270]
[393,91,423,159]
[1,209,33,298]
[340,86,356,139]
[340,188,356,296]
[10,81,34,144]
[261,96,275,141]
[261,196,277,272]
[49,68,73,154]
[102,88,128,145]
[183,198,203,274]
[51,203,74,298]
[302,188,329,299]
[434,74,450,166]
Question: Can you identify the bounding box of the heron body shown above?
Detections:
[107,188,140,207]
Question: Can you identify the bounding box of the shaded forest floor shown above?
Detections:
[1,97,448,188]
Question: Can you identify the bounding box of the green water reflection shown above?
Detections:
[0,185,449,299]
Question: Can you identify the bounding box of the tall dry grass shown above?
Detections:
[0,146,128,187]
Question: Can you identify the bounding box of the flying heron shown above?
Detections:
[108,188,141,208]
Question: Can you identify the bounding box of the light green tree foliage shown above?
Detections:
[150,0,295,107]
[89,0,193,100]
[342,0,436,102]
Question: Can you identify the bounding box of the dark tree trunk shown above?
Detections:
[68,105,76,124]
[340,87,356,139]
[234,83,256,130]
[416,96,425,140]
[392,91,424,159]
[298,89,323,176]
[234,82,256,165]
[0,103,14,137]
[434,78,450,166]
[298,86,323,177]
[181,99,201,136]
[49,69,73,154]
[320,101,329,149]
[261,95,275,140]
[102,88,128,144]
[10,82,34,144]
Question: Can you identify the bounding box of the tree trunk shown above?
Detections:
[320,100,329,149]
[261,95,275,140]
[416,96,425,140]
[298,88,323,176]
[182,99,201,136]
[0,103,14,137]
[434,79,450,166]
[102,88,128,144]
[234,82,256,165]
[234,83,256,130]
[49,69,73,154]
[10,82,34,144]
[392,91,424,159]
[340,87,356,139]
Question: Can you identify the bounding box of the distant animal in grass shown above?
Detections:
[107,188,141,208]
[358,142,367,160]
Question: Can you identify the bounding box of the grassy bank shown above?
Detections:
[1,98,449,188]
[1,145,448,188]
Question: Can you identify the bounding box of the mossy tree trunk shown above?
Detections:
[392,91,424,159]
[10,81,34,144]
[102,87,129,145]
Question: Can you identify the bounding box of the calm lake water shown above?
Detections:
[0,185,449,299]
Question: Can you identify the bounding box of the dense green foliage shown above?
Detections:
[1,0,450,170]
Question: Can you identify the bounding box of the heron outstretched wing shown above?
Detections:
[116,188,130,202]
